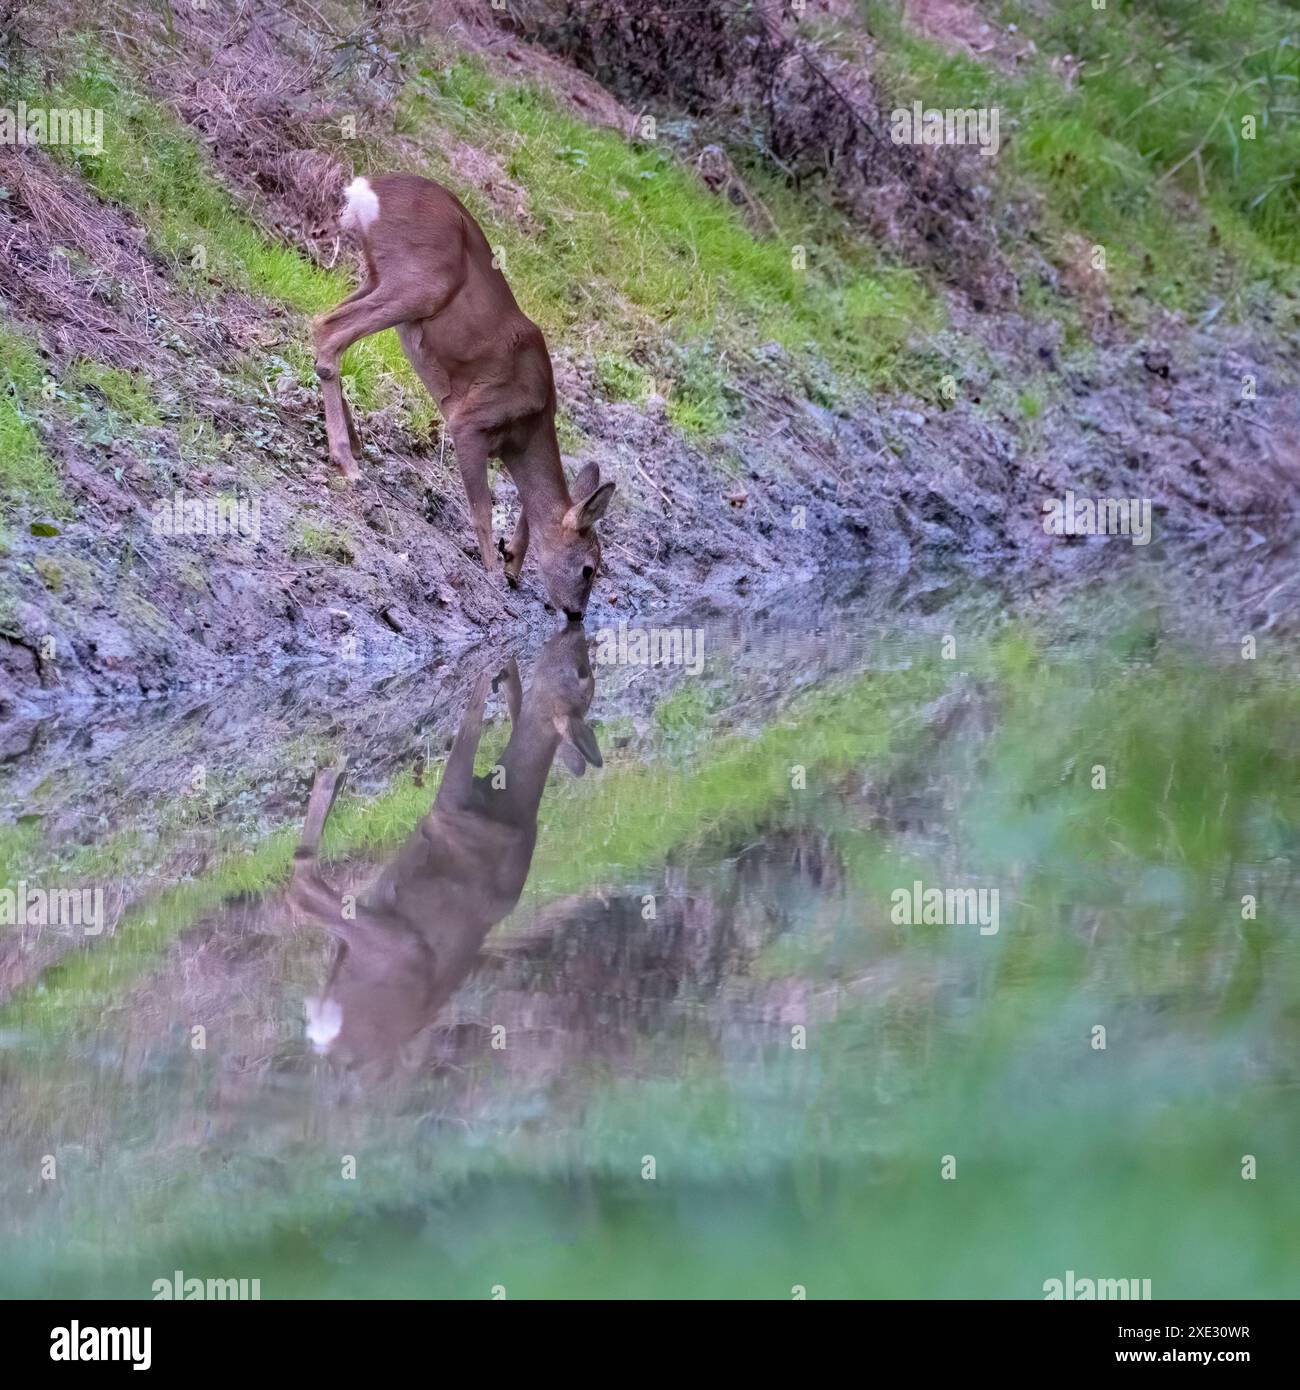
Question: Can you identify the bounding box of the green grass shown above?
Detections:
[594,353,654,405]
[1008,0,1300,260]
[663,342,732,437]
[0,817,46,889]
[0,326,65,516]
[38,44,423,420]
[398,56,939,408]
[650,681,719,738]
[867,0,1300,317]
[294,520,355,565]
[67,360,161,425]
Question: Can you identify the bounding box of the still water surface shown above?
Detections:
[2,552,1297,1298]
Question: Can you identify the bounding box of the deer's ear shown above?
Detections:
[570,460,601,499]
[563,480,616,533]
[553,714,603,772]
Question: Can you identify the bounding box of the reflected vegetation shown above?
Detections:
[1,548,1298,1298]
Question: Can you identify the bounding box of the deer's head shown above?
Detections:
[537,462,615,622]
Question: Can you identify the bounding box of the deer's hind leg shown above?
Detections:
[290,761,351,926]
[312,284,453,481]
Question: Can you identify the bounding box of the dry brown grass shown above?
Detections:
[52,0,634,266]
[0,144,209,368]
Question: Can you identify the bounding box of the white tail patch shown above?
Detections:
[304,995,343,1052]
[340,176,380,234]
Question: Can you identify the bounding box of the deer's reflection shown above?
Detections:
[290,623,601,1071]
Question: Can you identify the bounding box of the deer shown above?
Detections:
[313,172,616,622]
[288,622,602,1072]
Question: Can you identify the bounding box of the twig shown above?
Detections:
[635,459,673,509]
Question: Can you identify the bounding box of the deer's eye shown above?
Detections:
[582,565,595,581]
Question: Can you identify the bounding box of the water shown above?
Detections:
[1,546,1297,1299]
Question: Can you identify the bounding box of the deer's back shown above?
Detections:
[362,806,535,942]
[361,172,554,428]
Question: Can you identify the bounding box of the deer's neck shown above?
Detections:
[494,713,562,820]
[508,422,571,527]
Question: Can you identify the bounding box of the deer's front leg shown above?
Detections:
[501,512,529,587]
[453,429,498,574]
[436,670,494,811]
[493,656,523,728]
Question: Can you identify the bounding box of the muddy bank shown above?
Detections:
[7,526,1291,867]
[2,282,1295,723]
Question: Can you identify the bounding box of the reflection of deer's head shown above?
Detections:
[529,619,602,779]
[290,624,601,1072]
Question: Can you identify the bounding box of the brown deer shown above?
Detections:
[289,622,602,1071]
[313,173,615,621]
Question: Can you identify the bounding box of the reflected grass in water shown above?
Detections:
[2,608,1298,1298]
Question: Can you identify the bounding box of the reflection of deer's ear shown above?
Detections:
[563,480,616,533]
[553,714,603,772]
[557,742,588,778]
[569,715,603,768]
